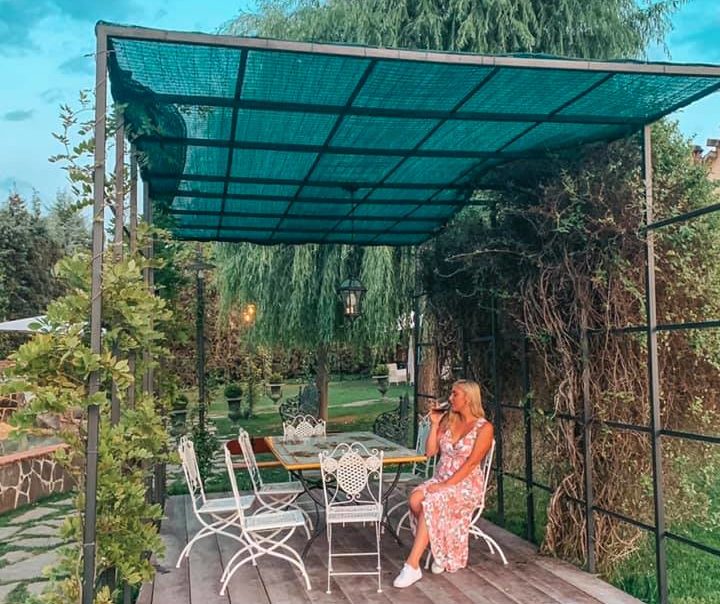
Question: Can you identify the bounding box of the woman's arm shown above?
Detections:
[424,413,445,457]
[430,423,493,490]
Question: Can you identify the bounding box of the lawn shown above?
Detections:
[202,377,414,438]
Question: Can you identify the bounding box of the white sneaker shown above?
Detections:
[393,563,422,588]
[431,561,445,575]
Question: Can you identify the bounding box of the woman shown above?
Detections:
[393,379,494,588]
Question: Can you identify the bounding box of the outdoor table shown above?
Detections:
[265,430,426,558]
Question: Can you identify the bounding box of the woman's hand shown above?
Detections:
[429,410,444,426]
[426,482,446,494]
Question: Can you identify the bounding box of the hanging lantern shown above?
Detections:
[338,277,366,320]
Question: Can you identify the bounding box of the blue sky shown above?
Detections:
[1,0,719,207]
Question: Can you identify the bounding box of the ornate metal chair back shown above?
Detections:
[223,445,248,528]
[178,435,206,512]
[237,428,265,492]
[319,442,384,507]
[283,414,327,441]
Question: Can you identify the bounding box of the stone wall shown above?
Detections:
[0,444,73,514]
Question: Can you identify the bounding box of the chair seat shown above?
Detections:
[246,510,306,532]
[327,503,383,524]
[259,480,304,495]
[198,495,254,515]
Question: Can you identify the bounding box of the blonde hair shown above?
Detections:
[445,379,485,429]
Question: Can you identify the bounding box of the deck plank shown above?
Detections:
[216,526,271,604]
[184,494,231,604]
[150,494,191,604]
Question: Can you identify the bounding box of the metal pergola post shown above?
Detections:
[82,27,107,604]
[127,145,138,411]
[643,124,668,604]
[580,321,596,573]
[110,121,125,426]
[411,246,420,445]
[195,245,207,429]
[521,337,536,543]
[142,182,154,394]
[490,297,505,526]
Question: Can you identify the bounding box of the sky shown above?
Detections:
[1,0,719,208]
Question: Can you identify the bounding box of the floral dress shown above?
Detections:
[411,417,488,572]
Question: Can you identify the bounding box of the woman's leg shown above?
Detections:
[408,488,424,517]
[406,511,430,569]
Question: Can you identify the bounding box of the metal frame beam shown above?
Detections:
[154,189,469,206]
[217,49,248,240]
[98,23,720,78]
[139,96,647,125]
[172,222,437,236]
[145,172,469,190]
[167,208,451,221]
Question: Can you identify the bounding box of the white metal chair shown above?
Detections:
[237,428,313,535]
[424,439,508,568]
[283,414,327,441]
[220,446,311,594]
[175,436,254,568]
[467,440,508,565]
[319,442,384,594]
[385,414,435,532]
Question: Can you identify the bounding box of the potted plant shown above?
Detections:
[372,364,390,397]
[170,394,189,437]
[224,382,244,425]
[267,372,284,403]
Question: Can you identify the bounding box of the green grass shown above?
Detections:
[202,378,412,438]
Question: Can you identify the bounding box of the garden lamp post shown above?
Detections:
[189,246,214,429]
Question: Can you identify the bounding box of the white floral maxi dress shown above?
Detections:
[411,417,488,572]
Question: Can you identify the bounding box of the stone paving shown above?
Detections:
[0,495,74,603]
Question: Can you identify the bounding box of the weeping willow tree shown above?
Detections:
[215,0,681,417]
[225,0,679,59]
[215,244,415,418]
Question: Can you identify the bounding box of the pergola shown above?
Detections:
[85,22,720,604]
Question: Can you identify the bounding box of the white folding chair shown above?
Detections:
[237,428,313,535]
[424,439,508,568]
[283,414,327,441]
[467,440,508,564]
[175,436,254,568]
[220,446,311,594]
[319,442,384,594]
[385,414,435,532]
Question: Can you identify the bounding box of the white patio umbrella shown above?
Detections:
[0,316,47,333]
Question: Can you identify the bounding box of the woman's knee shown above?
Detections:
[408,489,424,514]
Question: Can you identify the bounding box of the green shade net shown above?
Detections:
[103,23,720,246]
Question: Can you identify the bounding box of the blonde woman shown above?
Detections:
[393,380,494,588]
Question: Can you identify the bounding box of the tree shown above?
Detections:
[216,0,680,417]
[45,190,91,256]
[215,244,414,419]
[227,0,678,60]
[0,192,63,321]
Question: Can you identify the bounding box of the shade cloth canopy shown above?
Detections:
[101,23,720,246]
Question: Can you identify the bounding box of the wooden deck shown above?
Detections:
[138,494,641,604]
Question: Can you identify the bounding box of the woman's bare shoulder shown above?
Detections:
[478,418,494,436]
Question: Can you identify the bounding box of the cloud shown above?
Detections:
[41,88,65,104]
[3,110,35,122]
[58,53,95,76]
[0,0,144,53]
